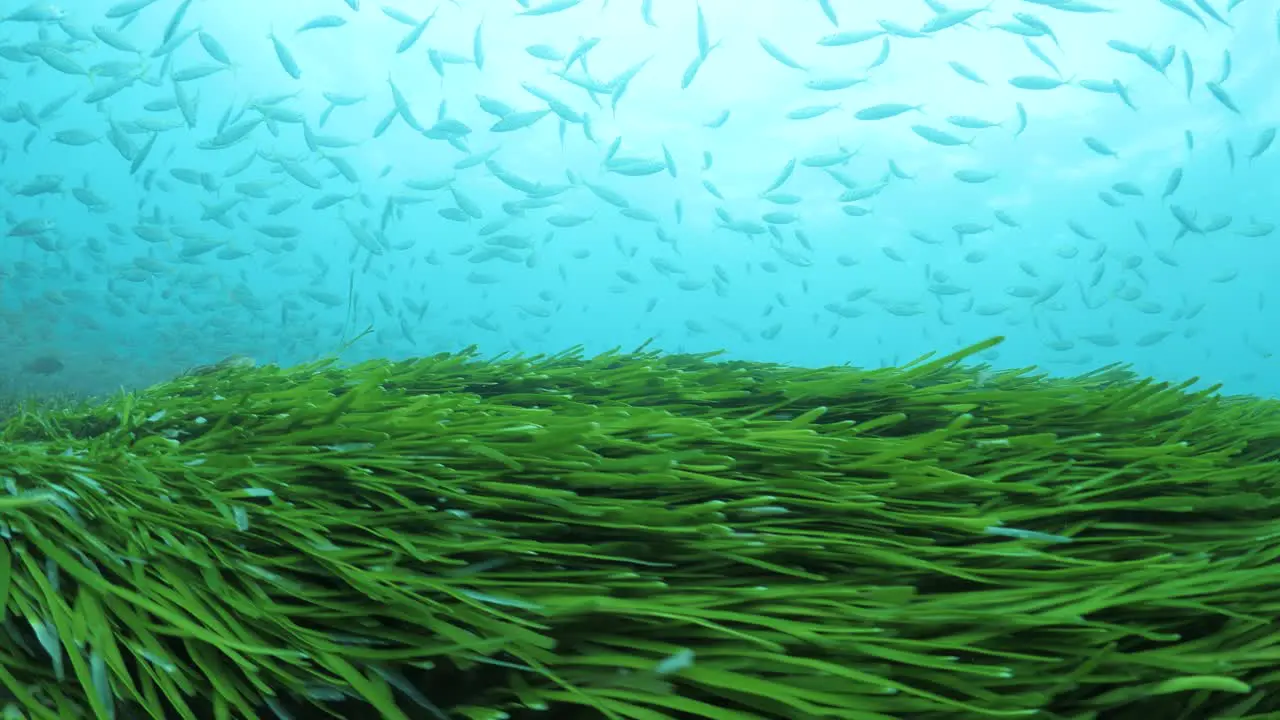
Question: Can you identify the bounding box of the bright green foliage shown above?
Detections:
[0,336,1279,719]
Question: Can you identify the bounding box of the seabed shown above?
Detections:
[1,336,1278,719]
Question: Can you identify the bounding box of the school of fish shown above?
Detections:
[0,0,1277,398]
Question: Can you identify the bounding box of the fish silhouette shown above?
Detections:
[21,356,64,375]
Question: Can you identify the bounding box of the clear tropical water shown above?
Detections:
[1,0,1277,403]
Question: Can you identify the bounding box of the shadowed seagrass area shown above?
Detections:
[1,336,1279,719]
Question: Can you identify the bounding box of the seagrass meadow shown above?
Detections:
[1,336,1280,720]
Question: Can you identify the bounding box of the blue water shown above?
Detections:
[1,0,1277,401]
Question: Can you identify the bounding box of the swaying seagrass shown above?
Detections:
[1,336,1278,719]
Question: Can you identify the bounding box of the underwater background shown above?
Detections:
[6,3,1280,718]
[1,0,1278,400]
